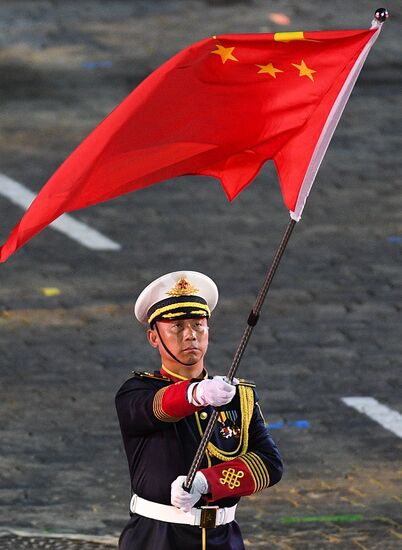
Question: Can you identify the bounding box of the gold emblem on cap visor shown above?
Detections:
[166,277,199,297]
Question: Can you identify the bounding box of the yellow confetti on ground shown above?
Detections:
[349,486,368,498]
[390,529,402,540]
[41,287,61,297]
[352,538,369,550]
[0,303,131,328]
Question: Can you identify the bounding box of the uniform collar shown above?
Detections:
[160,364,208,382]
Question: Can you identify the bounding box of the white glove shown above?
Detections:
[171,472,209,512]
[189,376,237,407]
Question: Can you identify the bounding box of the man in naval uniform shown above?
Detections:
[116,271,283,549]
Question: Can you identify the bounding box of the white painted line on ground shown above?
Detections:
[342,397,402,439]
[50,212,121,250]
[0,173,121,250]
[0,528,118,545]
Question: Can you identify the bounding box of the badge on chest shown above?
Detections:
[218,410,241,439]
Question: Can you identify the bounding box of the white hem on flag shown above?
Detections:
[289,19,383,222]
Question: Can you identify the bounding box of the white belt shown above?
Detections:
[130,494,237,528]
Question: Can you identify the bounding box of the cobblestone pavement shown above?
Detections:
[0,535,115,550]
[0,1,401,549]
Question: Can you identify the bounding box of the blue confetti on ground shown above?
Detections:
[81,61,113,70]
[387,236,402,244]
[267,420,310,430]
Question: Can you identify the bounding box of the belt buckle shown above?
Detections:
[200,506,219,529]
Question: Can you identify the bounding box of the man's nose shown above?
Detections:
[183,323,196,339]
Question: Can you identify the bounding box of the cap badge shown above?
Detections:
[166,277,199,297]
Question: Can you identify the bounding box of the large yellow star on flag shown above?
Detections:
[211,44,239,64]
[292,60,316,81]
[256,62,283,78]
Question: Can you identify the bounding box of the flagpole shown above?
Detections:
[183,218,297,491]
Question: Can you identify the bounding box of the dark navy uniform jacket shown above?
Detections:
[115,370,283,550]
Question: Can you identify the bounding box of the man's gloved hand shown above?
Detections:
[189,376,237,407]
[171,472,209,512]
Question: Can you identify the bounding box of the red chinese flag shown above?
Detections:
[0,24,382,262]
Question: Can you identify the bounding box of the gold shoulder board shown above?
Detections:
[238,378,256,388]
[132,371,170,382]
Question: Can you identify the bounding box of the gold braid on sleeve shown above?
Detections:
[238,452,270,492]
[206,385,254,461]
[153,386,183,422]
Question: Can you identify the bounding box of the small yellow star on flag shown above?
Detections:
[256,62,283,78]
[292,60,316,81]
[212,44,239,64]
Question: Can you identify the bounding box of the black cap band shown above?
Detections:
[147,295,210,326]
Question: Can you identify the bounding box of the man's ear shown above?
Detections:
[147,328,159,349]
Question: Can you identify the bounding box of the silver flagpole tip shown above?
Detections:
[374,8,389,22]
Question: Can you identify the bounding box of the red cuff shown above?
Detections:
[153,380,200,422]
[201,453,270,501]
[200,458,256,501]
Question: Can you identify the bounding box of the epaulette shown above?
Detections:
[237,378,256,388]
[132,371,171,382]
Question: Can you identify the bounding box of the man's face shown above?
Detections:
[148,317,209,366]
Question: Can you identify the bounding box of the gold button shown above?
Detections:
[200,412,208,420]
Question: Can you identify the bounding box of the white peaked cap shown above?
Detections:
[134,270,219,325]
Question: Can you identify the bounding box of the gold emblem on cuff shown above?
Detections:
[219,468,244,489]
